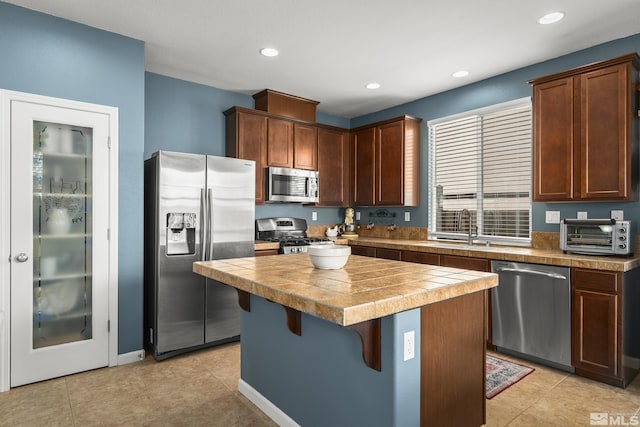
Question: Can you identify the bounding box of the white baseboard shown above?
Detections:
[116,349,145,366]
[238,379,300,427]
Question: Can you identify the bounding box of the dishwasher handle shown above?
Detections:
[495,267,567,280]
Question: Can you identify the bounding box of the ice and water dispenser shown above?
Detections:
[166,213,196,255]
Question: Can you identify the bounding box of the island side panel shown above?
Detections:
[421,290,486,426]
[240,295,421,427]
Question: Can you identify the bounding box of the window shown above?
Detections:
[428,98,532,245]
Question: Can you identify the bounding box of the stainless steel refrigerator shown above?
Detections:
[144,151,255,360]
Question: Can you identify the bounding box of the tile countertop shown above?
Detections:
[193,254,497,326]
[348,238,640,272]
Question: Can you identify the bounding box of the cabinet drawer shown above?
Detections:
[572,268,619,293]
[376,248,402,261]
[350,246,376,257]
[402,250,440,265]
[440,255,490,272]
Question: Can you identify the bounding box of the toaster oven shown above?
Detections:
[560,218,633,256]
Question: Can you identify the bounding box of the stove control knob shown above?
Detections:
[619,243,627,250]
[619,235,626,241]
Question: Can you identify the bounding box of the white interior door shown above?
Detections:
[9,99,111,387]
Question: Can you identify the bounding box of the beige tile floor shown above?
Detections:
[1,342,639,426]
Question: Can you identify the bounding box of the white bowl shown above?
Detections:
[308,245,351,269]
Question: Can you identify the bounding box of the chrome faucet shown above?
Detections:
[460,209,477,245]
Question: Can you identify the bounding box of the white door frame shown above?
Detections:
[0,89,119,392]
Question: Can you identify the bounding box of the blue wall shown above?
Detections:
[0,2,145,354]
[351,33,640,234]
[241,295,421,426]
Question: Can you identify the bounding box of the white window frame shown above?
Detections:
[427,97,532,246]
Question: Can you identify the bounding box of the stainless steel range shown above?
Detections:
[256,217,334,254]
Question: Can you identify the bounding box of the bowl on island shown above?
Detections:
[308,245,351,269]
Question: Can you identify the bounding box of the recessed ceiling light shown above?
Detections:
[365,82,381,90]
[537,11,565,25]
[259,47,279,57]
[452,70,469,78]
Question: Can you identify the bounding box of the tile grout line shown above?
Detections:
[503,370,572,426]
[64,376,77,427]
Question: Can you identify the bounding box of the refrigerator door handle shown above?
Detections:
[200,188,207,261]
[207,188,214,260]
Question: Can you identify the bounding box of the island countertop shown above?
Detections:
[193,253,497,326]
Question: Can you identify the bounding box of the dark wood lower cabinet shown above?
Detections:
[422,291,485,426]
[375,247,402,260]
[254,249,279,257]
[401,250,439,265]
[572,267,640,388]
[440,255,490,272]
[350,245,376,257]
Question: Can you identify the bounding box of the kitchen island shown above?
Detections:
[194,254,498,427]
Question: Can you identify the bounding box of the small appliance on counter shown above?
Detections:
[339,207,358,239]
[560,218,633,256]
[255,217,334,254]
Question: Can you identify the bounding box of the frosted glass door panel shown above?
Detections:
[32,121,93,349]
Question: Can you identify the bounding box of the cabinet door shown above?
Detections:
[580,63,630,200]
[353,127,375,206]
[376,120,404,205]
[317,128,349,206]
[572,288,619,378]
[267,117,293,168]
[293,123,317,170]
[532,77,575,201]
[235,112,267,203]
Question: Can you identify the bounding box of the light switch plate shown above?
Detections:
[356,211,361,221]
[577,211,588,219]
[312,211,317,221]
[404,212,410,222]
[545,211,560,224]
[611,210,624,221]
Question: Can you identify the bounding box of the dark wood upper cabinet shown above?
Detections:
[293,123,317,170]
[267,117,294,168]
[352,116,421,207]
[317,127,350,206]
[376,120,404,205]
[225,109,267,204]
[352,127,376,206]
[530,53,640,202]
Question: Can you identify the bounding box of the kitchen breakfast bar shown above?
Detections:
[194,254,498,427]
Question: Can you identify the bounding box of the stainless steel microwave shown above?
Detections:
[266,166,319,203]
[560,218,633,256]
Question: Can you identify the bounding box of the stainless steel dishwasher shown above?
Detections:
[491,261,574,372]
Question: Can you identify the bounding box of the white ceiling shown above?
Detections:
[6,0,640,118]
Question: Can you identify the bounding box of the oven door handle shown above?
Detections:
[495,267,567,280]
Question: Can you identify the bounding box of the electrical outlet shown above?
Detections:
[577,211,588,219]
[545,211,560,224]
[404,212,410,222]
[312,211,317,221]
[611,210,624,221]
[356,211,361,221]
[403,331,415,361]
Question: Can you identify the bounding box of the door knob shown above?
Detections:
[15,253,29,263]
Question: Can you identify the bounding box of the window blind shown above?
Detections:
[428,98,532,244]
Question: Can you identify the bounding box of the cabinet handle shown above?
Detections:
[495,267,567,280]
[15,253,29,263]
